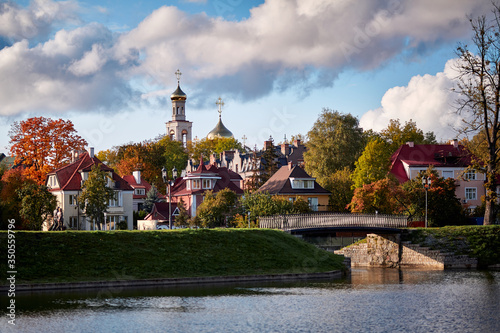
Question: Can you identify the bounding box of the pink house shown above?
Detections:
[389,140,484,209]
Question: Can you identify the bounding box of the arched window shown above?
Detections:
[170,130,175,141]
[182,130,188,147]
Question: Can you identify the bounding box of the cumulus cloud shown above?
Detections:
[0,0,494,116]
[359,59,465,141]
[0,0,80,42]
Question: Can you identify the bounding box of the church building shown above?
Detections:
[166,69,193,146]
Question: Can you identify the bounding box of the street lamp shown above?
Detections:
[162,166,178,230]
[422,176,432,228]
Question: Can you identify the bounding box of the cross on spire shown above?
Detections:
[242,135,247,147]
[175,69,182,83]
[216,97,224,117]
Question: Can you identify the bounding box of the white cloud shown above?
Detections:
[0,0,80,41]
[359,59,465,141]
[0,0,494,117]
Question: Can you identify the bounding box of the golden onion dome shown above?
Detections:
[207,117,233,139]
[171,84,187,101]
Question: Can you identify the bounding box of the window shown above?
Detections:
[442,170,454,179]
[109,191,122,207]
[69,216,78,230]
[192,179,201,189]
[202,179,211,189]
[308,197,318,211]
[465,188,477,201]
[465,170,477,180]
[186,180,191,190]
[291,179,315,189]
[69,195,78,206]
[48,175,58,188]
[288,197,295,202]
[135,189,145,195]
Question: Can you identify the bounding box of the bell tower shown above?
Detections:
[166,69,192,146]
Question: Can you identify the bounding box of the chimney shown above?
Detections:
[281,143,289,156]
[89,147,94,158]
[451,139,459,148]
[406,142,414,148]
[293,139,301,147]
[133,170,141,184]
[288,161,293,170]
[264,140,273,150]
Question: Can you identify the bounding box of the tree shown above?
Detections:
[174,198,190,227]
[348,178,407,214]
[455,5,500,225]
[304,109,365,185]
[0,168,28,229]
[351,138,392,189]
[322,167,354,212]
[143,185,162,213]
[196,189,239,228]
[78,164,116,230]
[8,117,87,184]
[17,183,57,230]
[187,137,242,161]
[380,119,437,153]
[239,191,294,223]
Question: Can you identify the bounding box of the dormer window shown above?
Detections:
[192,179,201,189]
[290,178,315,189]
[202,179,211,189]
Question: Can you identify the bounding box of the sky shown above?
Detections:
[0,0,494,153]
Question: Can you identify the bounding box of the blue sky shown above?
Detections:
[0,0,492,153]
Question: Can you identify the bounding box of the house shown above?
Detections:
[389,140,484,209]
[45,148,134,230]
[170,157,244,216]
[257,163,331,211]
[138,202,180,230]
[122,171,153,211]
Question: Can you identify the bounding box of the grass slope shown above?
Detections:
[0,229,344,284]
[404,225,500,267]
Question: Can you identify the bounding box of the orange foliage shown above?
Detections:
[116,156,141,177]
[8,117,87,184]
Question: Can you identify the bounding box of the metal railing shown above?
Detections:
[259,213,408,231]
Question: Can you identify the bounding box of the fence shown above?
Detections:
[259,213,408,231]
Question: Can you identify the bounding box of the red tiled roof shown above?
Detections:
[122,174,152,199]
[171,163,243,196]
[257,165,330,195]
[46,152,133,191]
[144,202,179,221]
[389,143,471,183]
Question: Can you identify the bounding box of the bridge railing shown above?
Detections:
[259,213,408,231]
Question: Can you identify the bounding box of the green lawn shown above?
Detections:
[0,228,345,284]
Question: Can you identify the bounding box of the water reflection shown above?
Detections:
[1,269,499,333]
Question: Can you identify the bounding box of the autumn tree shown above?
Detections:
[0,169,28,229]
[351,138,392,189]
[17,183,57,230]
[304,109,365,186]
[348,178,408,215]
[455,5,500,225]
[8,117,87,184]
[78,164,116,230]
[196,189,239,228]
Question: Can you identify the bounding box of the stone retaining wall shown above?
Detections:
[335,233,477,269]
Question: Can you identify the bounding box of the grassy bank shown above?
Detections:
[0,229,344,284]
[404,225,500,267]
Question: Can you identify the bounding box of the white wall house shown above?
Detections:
[45,148,134,230]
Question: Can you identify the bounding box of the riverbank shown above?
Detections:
[0,229,345,285]
[404,225,500,268]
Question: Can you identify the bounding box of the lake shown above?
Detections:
[2,268,499,333]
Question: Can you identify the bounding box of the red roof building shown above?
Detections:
[170,157,244,216]
[389,141,484,208]
[122,171,153,211]
[45,148,134,230]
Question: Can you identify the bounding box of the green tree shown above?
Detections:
[16,182,57,230]
[187,137,242,161]
[323,167,354,212]
[351,138,392,189]
[78,164,116,230]
[292,197,312,214]
[380,119,437,153]
[455,5,500,225]
[174,197,190,227]
[239,191,295,223]
[143,185,162,213]
[304,108,365,185]
[196,189,239,228]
